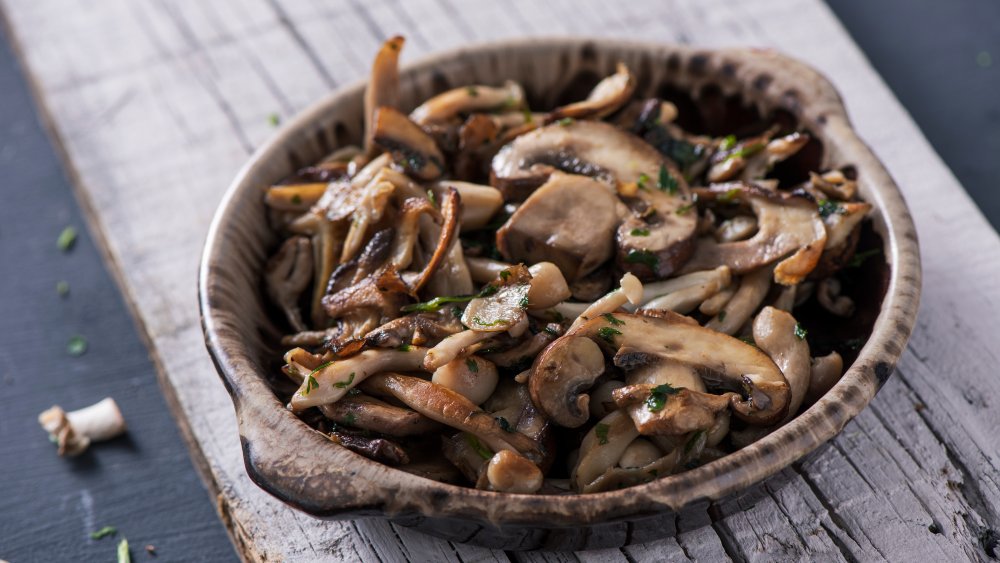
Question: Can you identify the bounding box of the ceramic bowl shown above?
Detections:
[199,38,921,550]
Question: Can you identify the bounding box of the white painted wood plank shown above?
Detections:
[3,0,998,560]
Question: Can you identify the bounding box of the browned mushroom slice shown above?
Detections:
[813,201,872,277]
[460,264,532,334]
[263,183,328,211]
[612,383,730,436]
[322,264,411,324]
[491,121,698,279]
[486,449,543,493]
[547,62,635,122]
[319,395,441,436]
[265,236,313,332]
[532,312,790,426]
[684,183,826,285]
[388,197,436,270]
[571,410,640,490]
[372,106,446,180]
[751,307,811,420]
[806,351,844,404]
[497,172,619,281]
[581,447,682,493]
[363,36,404,155]
[433,181,503,231]
[454,113,500,179]
[360,312,464,351]
[409,188,461,293]
[704,266,773,335]
[410,81,525,125]
[740,132,811,181]
[328,428,409,465]
[810,169,857,200]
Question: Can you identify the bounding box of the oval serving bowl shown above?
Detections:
[199,38,921,550]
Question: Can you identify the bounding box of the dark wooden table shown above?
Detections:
[0,1,996,561]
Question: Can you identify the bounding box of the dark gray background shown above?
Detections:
[0,2,996,561]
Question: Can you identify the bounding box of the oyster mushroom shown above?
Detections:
[482,327,559,369]
[408,188,462,293]
[685,183,827,285]
[567,272,643,331]
[571,410,640,491]
[410,81,525,125]
[716,215,758,242]
[388,197,437,269]
[639,265,731,314]
[704,266,772,335]
[288,346,428,411]
[817,277,855,317]
[581,448,682,493]
[497,172,620,281]
[328,427,409,466]
[433,181,503,231]
[432,355,499,405]
[699,284,736,316]
[752,307,811,420]
[38,398,126,457]
[486,449,544,493]
[319,395,440,437]
[631,98,714,177]
[265,236,313,332]
[813,201,872,277]
[372,106,445,180]
[806,351,844,404]
[263,183,328,211]
[363,36,404,154]
[490,121,697,278]
[547,62,635,122]
[534,312,790,426]
[360,312,463,351]
[810,169,857,200]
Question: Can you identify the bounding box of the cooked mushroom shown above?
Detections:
[482,327,559,368]
[813,201,872,276]
[547,63,635,122]
[752,306,811,420]
[433,181,503,231]
[806,351,844,404]
[38,398,126,456]
[699,284,736,316]
[490,121,697,279]
[810,169,857,200]
[704,266,772,336]
[639,266,731,314]
[359,311,463,351]
[363,36,404,155]
[571,410,640,491]
[529,335,606,428]
[264,183,328,211]
[466,256,514,284]
[328,428,409,465]
[631,98,714,177]
[410,81,525,125]
[589,379,626,419]
[716,215,758,242]
[388,197,436,269]
[567,272,643,331]
[432,355,499,405]
[817,277,855,317]
[265,236,313,332]
[486,449,544,493]
[288,346,428,411]
[497,172,620,281]
[741,132,810,181]
[319,395,441,436]
[372,106,446,180]
[684,183,827,285]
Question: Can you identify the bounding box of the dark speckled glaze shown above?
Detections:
[199,38,921,550]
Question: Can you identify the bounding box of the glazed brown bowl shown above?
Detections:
[199,38,920,550]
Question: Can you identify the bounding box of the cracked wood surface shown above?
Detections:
[2,0,997,560]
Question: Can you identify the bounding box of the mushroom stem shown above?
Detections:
[38,398,127,456]
[567,273,642,331]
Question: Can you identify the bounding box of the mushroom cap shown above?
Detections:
[529,335,607,428]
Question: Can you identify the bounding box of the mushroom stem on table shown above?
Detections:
[38,397,127,456]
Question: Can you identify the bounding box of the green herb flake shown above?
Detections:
[739,335,756,347]
[426,189,437,205]
[720,134,737,151]
[718,187,742,203]
[543,326,559,336]
[495,416,513,432]
[67,335,88,356]
[848,248,881,268]
[464,433,493,460]
[630,228,650,237]
[471,316,509,328]
[646,383,681,412]
[519,294,530,309]
[402,294,476,313]
[817,199,844,218]
[56,280,70,297]
[90,526,117,540]
[303,374,319,395]
[625,249,659,270]
[267,113,280,127]
[344,412,357,425]
[637,172,651,191]
[499,270,511,281]
[684,430,706,455]
[466,358,479,373]
[594,423,611,445]
[521,107,533,123]
[657,165,678,194]
[57,226,78,252]
[556,117,574,126]
[793,323,808,340]
[602,313,625,326]
[725,141,766,161]
[718,310,727,322]
[118,538,130,563]
[397,344,412,352]
[290,194,303,205]
[597,326,622,344]
[466,85,479,97]
[334,371,356,389]
[450,305,464,318]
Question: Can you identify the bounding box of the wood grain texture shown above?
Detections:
[2,0,998,560]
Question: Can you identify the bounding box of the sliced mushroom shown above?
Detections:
[319,395,440,437]
[264,183,328,211]
[328,428,408,466]
[581,448,682,493]
[547,63,635,122]
[372,106,445,180]
[716,215,758,242]
[265,236,313,332]
[618,438,662,468]
[529,335,606,427]
[685,183,827,285]
[321,266,412,338]
[589,380,626,419]
[639,266,731,314]
[486,449,544,493]
[38,398,126,457]
[423,329,496,371]
[704,266,772,335]
[410,81,525,125]
[567,272,643,331]
[482,327,558,369]
[491,121,697,278]
[752,306,811,420]
[288,346,428,411]
[360,312,463,351]
[571,410,640,491]
[810,169,857,200]
[460,265,532,334]
[388,197,436,269]
[631,98,714,176]
[340,179,395,264]
[497,172,619,281]
[813,201,872,277]
[817,277,855,317]
[409,188,462,293]
[433,181,503,231]
[699,284,736,316]
[741,132,810,181]
[525,262,572,309]
[363,36,404,154]
[806,351,844,405]
[466,256,514,284]
[432,355,499,405]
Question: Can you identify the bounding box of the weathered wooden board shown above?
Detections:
[3,0,998,560]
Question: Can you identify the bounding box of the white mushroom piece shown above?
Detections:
[38,398,126,456]
[372,106,446,180]
[806,351,844,405]
[706,130,810,183]
[264,236,313,332]
[490,120,698,279]
[546,62,635,122]
[410,81,525,125]
[363,36,404,155]
[683,183,827,285]
[529,311,790,429]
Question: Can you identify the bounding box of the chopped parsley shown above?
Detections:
[466,358,479,373]
[57,226,78,252]
[725,141,766,161]
[676,202,695,215]
[426,189,437,205]
[402,291,486,313]
[90,526,118,540]
[602,313,625,326]
[499,269,511,281]
[344,412,357,425]
[471,316,509,327]
[739,335,756,347]
[397,344,412,352]
[56,280,70,297]
[464,433,493,460]
[466,86,479,97]
[594,423,610,445]
[848,248,881,268]
[793,323,808,340]
[556,117,574,126]
[597,326,622,343]
[719,135,737,151]
[543,326,560,336]
[718,187,742,203]
[636,172,651,191]
[646,383,681,412]
[118,538,130,563]
[450,306,464,318]
[657,165,678,194]
[519,294,530,308]
[684,430,706,455]
[495,416,513,432]
[67,335,87,356]
[718,310,727,322]
[625,249,659,270]
[334,371,356,389]
[630,228,650,237]
[521,107,534,123]
[817,199,844,218]
[267,113,280,127]
[290,194,303,205]
[303,374,319,395]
